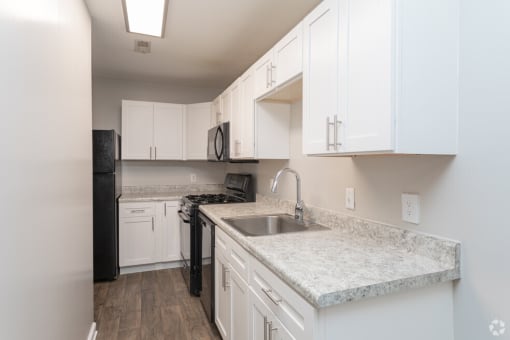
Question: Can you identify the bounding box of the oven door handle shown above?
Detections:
[178,211,190,223]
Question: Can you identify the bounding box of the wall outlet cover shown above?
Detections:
[190,173,197,183]
[401,193,420,224]
[345,187,355,210]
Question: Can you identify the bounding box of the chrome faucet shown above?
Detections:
[271,168,304,221]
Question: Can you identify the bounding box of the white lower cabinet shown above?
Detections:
[212,220,455,340]
[215,250,230,340]
[250,288,295,340]
[160,201,180,262]
[119,215,156,267]
[230,267,249,340]
[119,201,181,270]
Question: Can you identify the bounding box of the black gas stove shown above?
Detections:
[185,193,244,205]
[179,173,254,296]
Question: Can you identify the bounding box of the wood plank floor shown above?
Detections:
[94,268,221,340]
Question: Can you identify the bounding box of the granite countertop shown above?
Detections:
[118,184,225,203]
[200,200,460,309]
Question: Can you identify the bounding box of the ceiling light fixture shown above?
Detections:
[122,0,168,38]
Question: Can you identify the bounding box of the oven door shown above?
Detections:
[179,210,191,286]
[199,212,215,323]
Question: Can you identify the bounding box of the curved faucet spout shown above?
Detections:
[271,167,304,221]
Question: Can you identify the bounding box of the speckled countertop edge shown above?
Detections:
[118,184,225,202]
[199,200,461,309]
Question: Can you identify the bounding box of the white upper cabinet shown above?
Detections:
[302,0,340,155]
[239,68,256,158]
[122,100,184,160]
[121,101,155,160]
[273,22,303,88]
[253,49,275,100]
[185,102,212,160]
[303,0,459,156]
[123,100,214,161]
[153,103,184,160]
[220,88,232,123]
[253,22,304,100]
[211,95,222,127]
[229,80,242,159]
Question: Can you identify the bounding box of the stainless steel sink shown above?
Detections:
[222,214,329,237]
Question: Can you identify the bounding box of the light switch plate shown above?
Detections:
[402,193,420,224]
[190,173,197,183]
[345,188,355,210]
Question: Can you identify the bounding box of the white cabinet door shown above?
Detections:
[302,0,341,155]
[343,0,393,153]
[253,49,274,100]
[153,103,184,160]
[230,80,242,159]
[239,68,255,158]
[249,289,296,340]
[230,268,249,340]
[220,88,232,123]
[215,251,231,340]
[119,216,156,267]
[121,100,154,160]
[185,102,211,160]
[211,95,222,127]
[274,22,303,87]
[160,201,180,262]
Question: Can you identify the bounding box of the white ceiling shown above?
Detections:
[85,0,321,89]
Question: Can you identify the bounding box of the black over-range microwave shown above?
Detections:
[207,122,230,162]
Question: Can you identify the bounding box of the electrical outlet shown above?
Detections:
[190,173,197,183]
[401,193,420,224]
[345,188,355,210]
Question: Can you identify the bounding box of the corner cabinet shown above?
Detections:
[122,100,184,160]
[302,0,459,156]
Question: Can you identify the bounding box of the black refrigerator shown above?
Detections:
[93,130,121,281]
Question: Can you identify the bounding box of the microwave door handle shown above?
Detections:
[215,127,224,160]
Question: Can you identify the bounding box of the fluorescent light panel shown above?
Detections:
[123,0,168,38]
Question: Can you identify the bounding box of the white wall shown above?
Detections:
[93,76,226,186]
[229,1,510,337]
[0,1,94,339]
[122,160,226,186]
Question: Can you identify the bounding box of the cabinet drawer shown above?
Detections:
[228,237,250,283]
[119,202,155,218]
[250,259,315,340]
[215,227,251,282]
[215,226,230,258]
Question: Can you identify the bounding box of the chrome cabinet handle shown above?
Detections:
[130,209,145,213]
[266,64,271,88]
[270,63,276,85]
[268,321,277,340]
[224,267,230,288]
[326,116,335,150]
[151,217,154,231]
[235,140,241,156]
[335,116,342,148]
[261,288,282,306]
[263,316,268,340]
[164,204,166,216]
[222,264,226,290]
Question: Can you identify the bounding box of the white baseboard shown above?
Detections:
[87,322,97,340]
[120,261,183,275]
